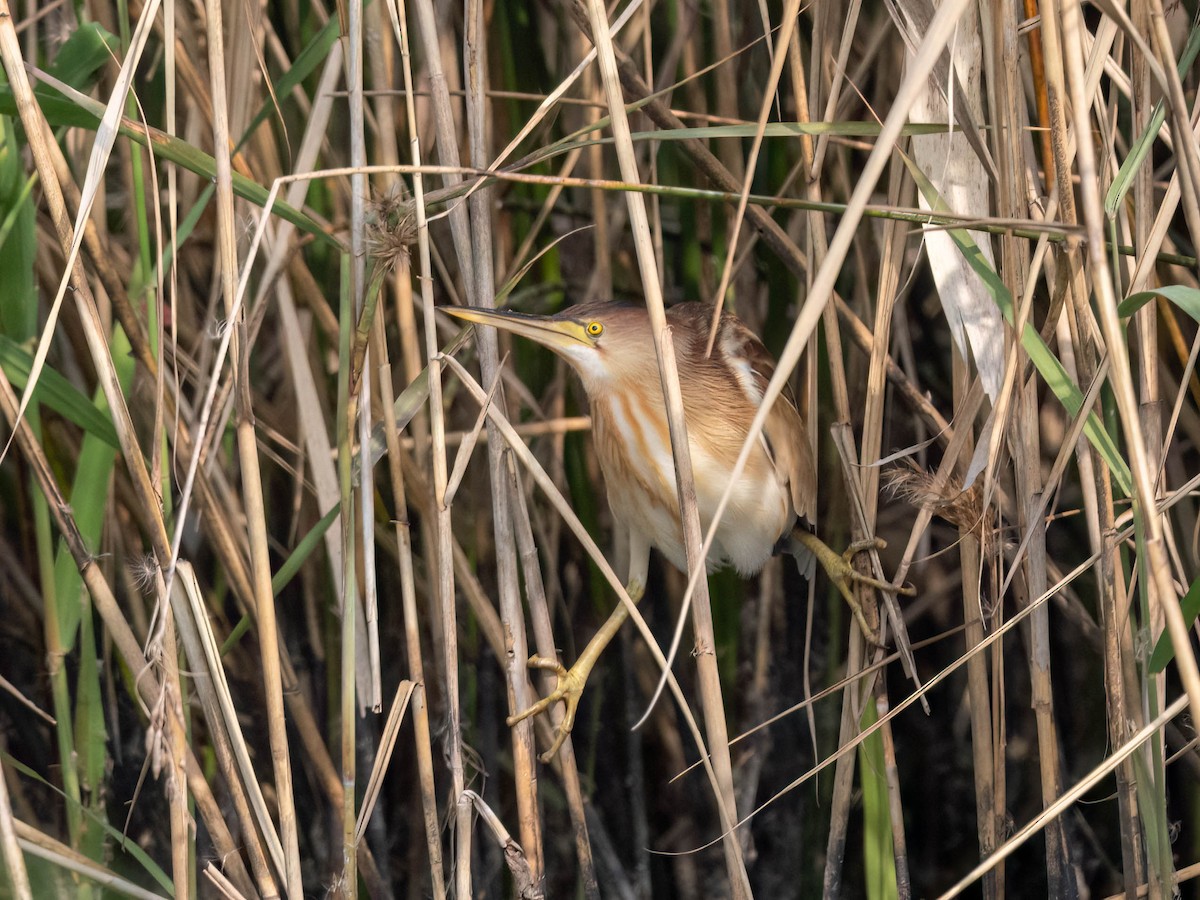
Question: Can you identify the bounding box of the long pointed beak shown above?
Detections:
[441,306,589,353]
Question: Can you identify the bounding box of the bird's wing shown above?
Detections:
[717,314,818,523]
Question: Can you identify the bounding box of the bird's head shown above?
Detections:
[442,301,651,390]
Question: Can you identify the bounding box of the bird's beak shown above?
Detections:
[441,306,591,352]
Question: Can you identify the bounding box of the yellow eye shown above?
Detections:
[586,321,604,337]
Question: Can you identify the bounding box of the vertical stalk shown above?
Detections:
[1060,2,1200,895]
[578,0,750,892]
[1038,6,1144,888]
[1015,374,1075,897]
[952,360,998,899]
[1131,4,1169,894]
[162,615,191,900]
[0,756,31,900]
[34,465,83,849]
[981,4,1028,893]
[371,304,448,898]
[202,0,302,890]
[344,0,381,715]
[336,256,358,897]
[463,0,544,880]
[409,89,466,900]
[507,460,597,897]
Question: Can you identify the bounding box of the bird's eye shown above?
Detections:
[586,321,604,337]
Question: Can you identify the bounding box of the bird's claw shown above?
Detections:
[828,538,917,646]
[507,654,588,763]
[841,538,918,597]
[843,537,887,563]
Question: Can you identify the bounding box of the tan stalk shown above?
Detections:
[408,0,474,289]
[337,253,360,899]
[371,307,448,898]
[354,678,416,842]
[0,756,32,900]
[582,27,613,301]
[345,0,382,716]
[505,457,599,897]
[855,151,920,895]
[823,630,869,897]
[203,865,253,900]
[982,5,1067,894]
[168,562,286,884]
[879,688,911,891]
[418,89,467,900]
[706,0,756,308]
[463,0,543,879]
[161,614,191,900]
[976,6,1030,884]
[461,791,538,894]
[577,0,750,891]
[809,0,863,177]
[338,0,367,894]
[1016,358,1074,893]
[202,0,302,892]
[376,0,471,888]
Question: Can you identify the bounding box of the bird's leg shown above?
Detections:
[508,580,643,762]
[510,532,652,763]
[791,530,915,646]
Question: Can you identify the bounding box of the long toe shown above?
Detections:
[824,554,884,646]
[538,664,588,762]
[506,655,592,762]
[842,539,915,596]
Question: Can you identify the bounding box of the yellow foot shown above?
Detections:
[794,532,916,646]
[507,655,590,763]
[840,540,912,643]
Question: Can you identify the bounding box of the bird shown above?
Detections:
[443,300,908,762]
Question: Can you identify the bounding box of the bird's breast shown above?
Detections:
[590,389,792,577]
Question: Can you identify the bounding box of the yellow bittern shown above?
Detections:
[445,300,904,762]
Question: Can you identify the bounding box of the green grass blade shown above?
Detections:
[1119,285,1200,322]
[859,701,899,900]
[43,21,119,90]
[1148,576,1200,672]
[0,336,120,448]
[237,14,342,153]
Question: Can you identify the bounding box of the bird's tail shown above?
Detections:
[788,526,817,581]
